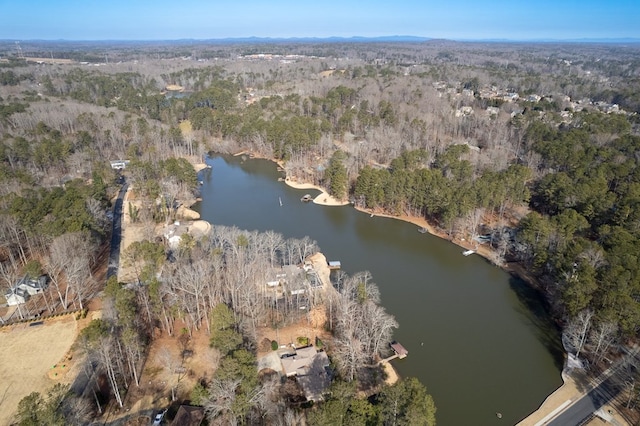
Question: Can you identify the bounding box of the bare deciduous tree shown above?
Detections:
[46,232,97,310]
[564,309,594,359]
[330,272,397,381]
[589,320,618,362]
[158,347,187,402]
[204,378,242,426]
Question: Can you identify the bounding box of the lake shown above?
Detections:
[194,154,564,425]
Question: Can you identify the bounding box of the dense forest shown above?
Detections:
[2,40,640,423]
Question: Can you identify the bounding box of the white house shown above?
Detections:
[5,287,29,306]
[4,276,47,306]
[110,160,130,170]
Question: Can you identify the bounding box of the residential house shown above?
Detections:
[163,221,189,249]
[455,106,474,117]
[110,160,130,170]
[5,276,47,306]
[18,275,48,295]
[432,81,447,91]
[171,405,205,426]
[281,345,331,401]
[502,92,519,102]
[486,106,500,117]
[5,287,29,306]
[560,110,573,123]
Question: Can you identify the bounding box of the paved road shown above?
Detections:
[547,376,618,426]
[107,181,128,280]
[546,346,640,426]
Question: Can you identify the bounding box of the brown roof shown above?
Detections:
[390,341,408,356]
[171,405,205,426]
[281,346,328,377]
[280,346,332,401]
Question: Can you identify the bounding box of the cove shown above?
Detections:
[194,154,564,425]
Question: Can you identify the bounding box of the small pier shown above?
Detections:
[390,341,408,359]
[328,260,341,270]
[379,341,409,364]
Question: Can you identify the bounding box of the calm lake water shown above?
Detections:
[194,154,564,426]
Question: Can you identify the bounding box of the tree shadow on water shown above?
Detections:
[508,275,565,371]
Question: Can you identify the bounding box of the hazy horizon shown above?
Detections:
[2,0,639,42]
[3,36,640,44]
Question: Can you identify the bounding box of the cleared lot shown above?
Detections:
[0,316,77,426]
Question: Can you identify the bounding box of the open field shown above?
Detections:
[25,57,76,64]
[0,315,78,425]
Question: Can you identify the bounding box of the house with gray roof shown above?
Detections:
[4,276,47,306]
[281,345,331,401]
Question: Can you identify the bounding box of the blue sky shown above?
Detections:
[1,0,639,41]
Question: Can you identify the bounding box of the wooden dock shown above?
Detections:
[390,341,408,359]
[379,354,398,364]
[378,341,409,365]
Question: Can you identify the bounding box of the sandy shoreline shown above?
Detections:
[193,162,209,172]
[283,178,350,206]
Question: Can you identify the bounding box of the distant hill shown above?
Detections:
[2,36,639,45]
[461,37,640,44]
[175,35,433,44]
[0,36,433,45]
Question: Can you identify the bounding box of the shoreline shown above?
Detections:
[189,155,402,385]
[282,178,350,206]
[269,161,577,423]
[191,153,572,419]
[193,162,209,172]
[516,370,574,426]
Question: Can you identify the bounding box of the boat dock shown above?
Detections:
[390,341,408,359]
[328,260,341,270]
[379,341,409,364]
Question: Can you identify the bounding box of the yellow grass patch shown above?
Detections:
[0,317,78,425]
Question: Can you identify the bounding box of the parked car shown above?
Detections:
[152,409,167,425]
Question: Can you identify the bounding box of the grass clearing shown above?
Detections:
[0,316,78,425]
